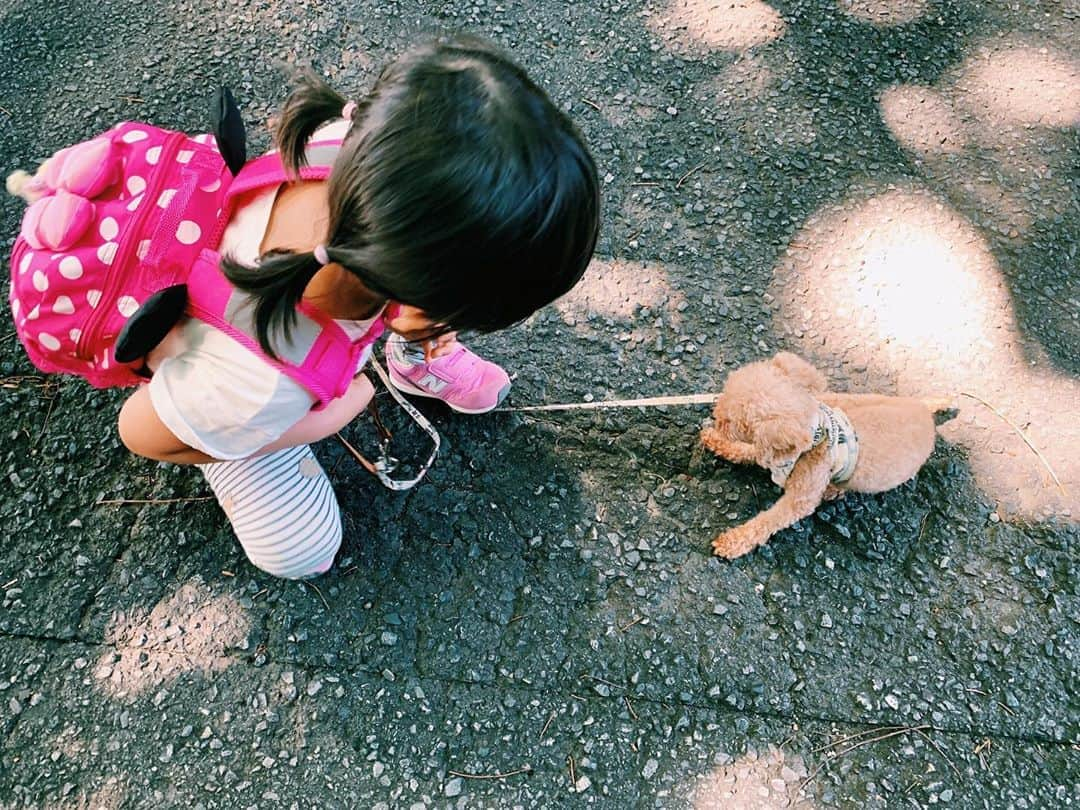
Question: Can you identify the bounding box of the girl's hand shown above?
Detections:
[384,303,458,361]
[422,332,458,361]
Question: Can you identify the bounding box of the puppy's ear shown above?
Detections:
[771,352,828,393]
[754,413,814,468]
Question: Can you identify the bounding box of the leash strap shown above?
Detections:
[500,392,720,413]
[336,357,441,491]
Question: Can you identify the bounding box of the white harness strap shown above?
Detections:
[770,403,859,487]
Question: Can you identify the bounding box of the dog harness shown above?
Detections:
[769,403,859,487]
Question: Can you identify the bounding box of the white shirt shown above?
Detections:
[149,122,376,460]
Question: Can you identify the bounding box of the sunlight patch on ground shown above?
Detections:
[879,84,968,155]
[773,188,1079,517]
[878,38,1078,241]
[836,0,929,26]
[956,42,1080,128]
[93,578,250,698]
[556,257,687,331]
[649,0,786,55]
[41,780,125,809]
[682,745,817,808]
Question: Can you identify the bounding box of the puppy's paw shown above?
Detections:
[711,527,759,559]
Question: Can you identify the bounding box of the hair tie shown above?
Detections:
[313,244,330,265]
[341,101,357,121]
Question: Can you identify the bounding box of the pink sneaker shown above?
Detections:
[385,338,511,414]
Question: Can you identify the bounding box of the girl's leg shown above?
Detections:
[198,445,341,579]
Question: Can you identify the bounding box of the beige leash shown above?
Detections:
[500,392,720,413]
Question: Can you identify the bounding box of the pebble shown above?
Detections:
[643,758,659,778]
[445,777,463,797]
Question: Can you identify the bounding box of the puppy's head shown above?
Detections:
[713,354,825,468]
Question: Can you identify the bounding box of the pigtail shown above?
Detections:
[274,68,347,177]
[220,250,323,357]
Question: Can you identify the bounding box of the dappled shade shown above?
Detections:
[835,0,930,26]
[772,189,1078,517]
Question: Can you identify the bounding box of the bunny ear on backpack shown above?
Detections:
[213,86,247,176]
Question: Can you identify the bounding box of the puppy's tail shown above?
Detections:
[922,396,958,425]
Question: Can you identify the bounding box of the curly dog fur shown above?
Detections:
[702,352,952,559]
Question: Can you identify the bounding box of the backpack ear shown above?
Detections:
[213,86,247,176]
[114,284,189,364]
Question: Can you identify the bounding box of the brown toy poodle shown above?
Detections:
[701,352,952,559]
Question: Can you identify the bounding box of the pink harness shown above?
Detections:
[187,141,387,408]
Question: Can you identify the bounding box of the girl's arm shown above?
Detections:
[118,373,375,465]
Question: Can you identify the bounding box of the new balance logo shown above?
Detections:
[417,372,449,393]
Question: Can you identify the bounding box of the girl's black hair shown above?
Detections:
[222,37,601,356]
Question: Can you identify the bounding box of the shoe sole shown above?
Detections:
[386,367,510,414]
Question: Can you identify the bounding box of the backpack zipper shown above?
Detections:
[76,131,187,362]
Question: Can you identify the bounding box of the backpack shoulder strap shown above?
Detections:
[221,138,343,207]
[185,249,384,409]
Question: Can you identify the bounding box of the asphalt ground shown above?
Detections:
[0,0,1077,807]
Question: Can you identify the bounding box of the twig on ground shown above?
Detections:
[675,162,706,190]
[33,382,63,448]
[581,98,601,112]
[0,375,51,389]
[624,696,638,720]
[630,181,661,187]
[913,727,959,775]
[810,724,898,753]
[619,615,645,632]
[96,496,215,506]
[302,580,331,613]
[539,710,557,741]
[448,766,530,781]
[960,391,1067,496]
[509,614,526,624]
[802,726,931,794]
[917,509,931,543]
[568,755,576,786]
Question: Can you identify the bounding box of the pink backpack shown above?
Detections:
[8,108,382,409]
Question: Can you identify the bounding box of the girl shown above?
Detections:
[116,38,600,579]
